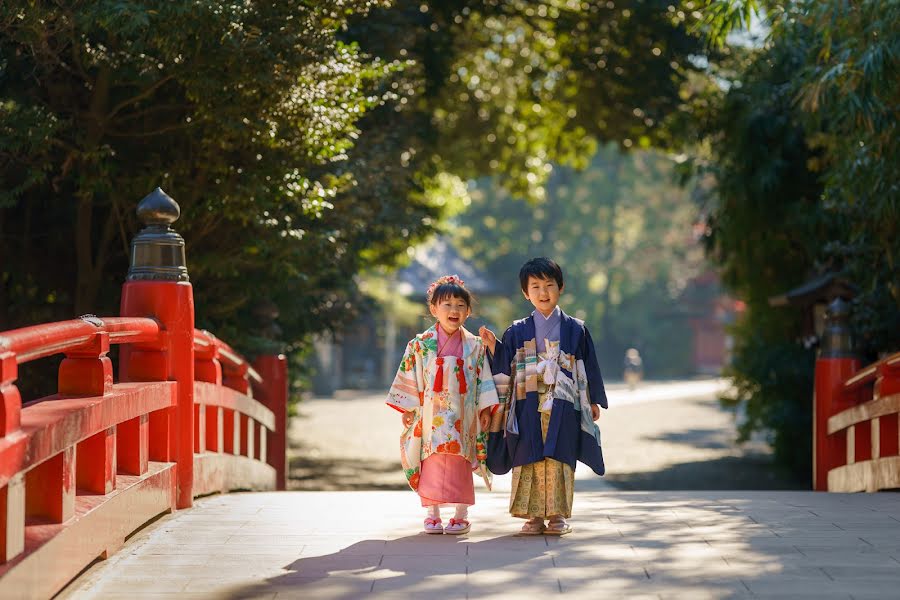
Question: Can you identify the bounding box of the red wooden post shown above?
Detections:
[0,351,23,559]
[76,427,117,495]
[119,188,195,509]
[59,327,117,495]
[194,342,221,454]
[254,354,288,490]
[241,414,254,460]
[58,330,113,396]
[0,352,21,436]
[25,447,75,523]
[223,409,238,454]
[812,298,859,491]
[117,414,150,476]
[223,361,249,394]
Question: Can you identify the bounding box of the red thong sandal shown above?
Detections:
[424,517,444,534]
[444,518,471,535]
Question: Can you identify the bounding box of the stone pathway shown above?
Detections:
[63,489,900,599]
[59,379,894,599]
[287,379,800,492]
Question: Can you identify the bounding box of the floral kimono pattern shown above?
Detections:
[387,325,500,491]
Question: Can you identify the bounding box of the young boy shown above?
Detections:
[479,257,606,535]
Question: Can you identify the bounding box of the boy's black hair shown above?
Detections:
[519,257,564,292]
[430,282,473,308]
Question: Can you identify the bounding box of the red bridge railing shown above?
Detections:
[813,298,900,491]
[0,189,288,598]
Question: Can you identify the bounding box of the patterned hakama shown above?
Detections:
[509,360,575,519]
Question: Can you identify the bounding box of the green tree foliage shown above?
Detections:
[1,1,716,379]
[0,1,427,353]
[795,1,900,352]
[702,34,827,480]
[350,0,716,200]
[451,144,708,378]
[697,0,898,478]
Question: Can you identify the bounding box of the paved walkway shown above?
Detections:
[287,379,798,492]
[64,489,900,599]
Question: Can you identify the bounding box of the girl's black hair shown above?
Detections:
[429,282,473,307]
[519,257,564,292]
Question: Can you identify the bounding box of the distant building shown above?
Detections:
[681,270,744,375]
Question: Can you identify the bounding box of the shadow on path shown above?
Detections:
[288,454,405,491]
[223,533,561,598]
[603,456,805,491]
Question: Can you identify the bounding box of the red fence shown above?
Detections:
[0,189,288,598]
[813,299,900,491]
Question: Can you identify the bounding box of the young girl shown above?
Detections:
[386,275,499,534]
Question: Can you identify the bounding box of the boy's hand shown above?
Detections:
[591,404,600,421]
[402,410,415,427]
[479,408,491,431]
[478,326,497,355]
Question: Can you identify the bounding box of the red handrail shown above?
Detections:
[0,190,288,598]
[815,350,900,492]
[194,329,263,384]
[0,317,162,364]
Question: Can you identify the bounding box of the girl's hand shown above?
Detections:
[591,404,601,421]
[479,408,492,431]
[402,410,416,427]
[478,326,497,354]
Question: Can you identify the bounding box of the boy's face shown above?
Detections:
[523,275,563,317]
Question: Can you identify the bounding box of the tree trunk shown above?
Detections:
[598,160,620,349]
[0,208,6,329]
[73,66,112,316]
[74,193,98,315]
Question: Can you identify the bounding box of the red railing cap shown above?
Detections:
[193,329,263,384]
[0,317,163,366]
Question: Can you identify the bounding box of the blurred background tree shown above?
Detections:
[0,0,420,352]
[1,0,714,361]
[450,144,709,379]
[692,0,899,480]
[4,0,894,486]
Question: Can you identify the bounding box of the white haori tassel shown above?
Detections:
[536,339,560,412]
[536,339,560,384]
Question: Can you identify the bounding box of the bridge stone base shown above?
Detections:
[61,490,900,599]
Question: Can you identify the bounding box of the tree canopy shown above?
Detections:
[1,0,715,363]
[450,144,710,378]
[695,0,899,478]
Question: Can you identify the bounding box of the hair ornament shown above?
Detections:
[426,274,466,302]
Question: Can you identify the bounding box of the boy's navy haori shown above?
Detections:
[485,310,607,476]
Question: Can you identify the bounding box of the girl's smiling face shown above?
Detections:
[429,295,471,334]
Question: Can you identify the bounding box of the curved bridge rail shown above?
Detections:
[813,297,900,492]
[193,330,287,496]
[0,189,288,599]
[817,352,900,492]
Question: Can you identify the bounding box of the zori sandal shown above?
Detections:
[545,517,572,536]
[423,517,444,534]
[444,518,471,535]
[518,518,546,536]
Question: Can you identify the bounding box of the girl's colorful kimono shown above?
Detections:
[387,325,500,502]
[485,310,607,478]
